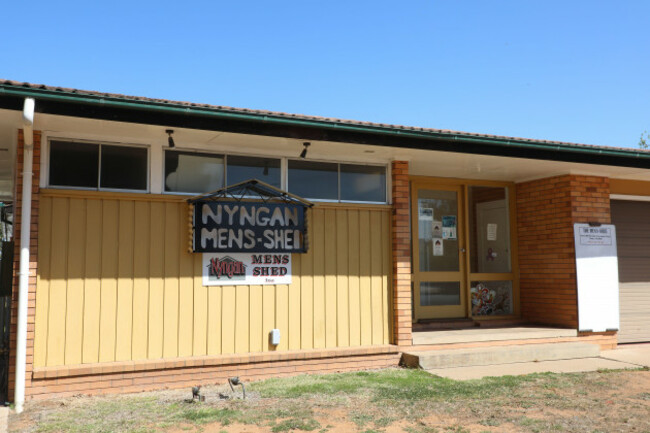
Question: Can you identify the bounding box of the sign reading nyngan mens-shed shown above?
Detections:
[194,201,306,252]
[189,179,312,254]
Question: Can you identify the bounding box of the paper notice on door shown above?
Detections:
[442,215,457,240]
[433,238,444,256]
[432,220,442,238]
[487,223,497,241]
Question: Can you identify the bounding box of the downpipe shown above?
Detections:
[14,97,34,413]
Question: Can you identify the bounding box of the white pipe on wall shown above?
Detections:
[14,98,35,413]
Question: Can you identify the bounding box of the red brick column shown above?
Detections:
[516,175,610,328]
[391,161,412,346]
[8,130,41,401]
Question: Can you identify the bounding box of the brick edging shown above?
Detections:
[33,345,400,380]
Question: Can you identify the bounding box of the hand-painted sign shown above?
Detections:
[193,201,307,253]
[202,253,292,286]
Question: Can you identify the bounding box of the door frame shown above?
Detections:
[410,176,521,322]
[411,182,467,320]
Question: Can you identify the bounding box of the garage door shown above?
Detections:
[611,200,650,343]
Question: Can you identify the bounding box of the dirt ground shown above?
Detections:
[8,367,650,433]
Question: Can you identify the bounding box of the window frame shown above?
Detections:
[162,147,284,196]
[287,158,388,204]
[46,138,150,193]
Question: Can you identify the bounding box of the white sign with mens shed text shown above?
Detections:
[202,253,292,286]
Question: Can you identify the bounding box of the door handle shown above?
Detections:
[461,248,466,253]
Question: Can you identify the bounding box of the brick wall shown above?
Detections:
[28,347,400,400]
[9,130,40,401]
[516,175,610,328]
[391,161,412,346]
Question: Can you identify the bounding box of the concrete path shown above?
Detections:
[0,406,7,433]
[426,343,650,380]
[601,343,650,368]
[427,357,637,380]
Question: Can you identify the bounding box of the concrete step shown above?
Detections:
[412,327,577,346]
[402,341,600,370]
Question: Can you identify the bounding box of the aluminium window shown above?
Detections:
[48,140,148,191]
[288,160,387,203]
[164,149,282,194]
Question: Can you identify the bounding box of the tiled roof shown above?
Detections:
[0,79,644,155]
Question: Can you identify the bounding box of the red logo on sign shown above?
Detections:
[208,256,246,279]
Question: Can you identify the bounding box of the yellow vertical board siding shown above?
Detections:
[324,209,337,348]
[262,284,276,351]
[287,254,301,350]
[275,284,289,351]
[115,200,135,361]
[347,210,361,347]
[64,198,86,365]
[147,202,165,359]
[33,196,52,367]
[311,209,326,349]
[381,211,391,344]
[194,254,209,356]
[358,210,373,346]
[45,197,69,366]
[299,230,314,349]
[99,200,119,363]
[82,199,102,363]
[177,205,194,357]
[248,285,263,352]
[131,201,151,360]
[234,286,250,353]
[163,202,180,358]
[369,211,384,345]
[336,210,350,347]
[35,192,392,366]
[206,284,222,355]
[221,286,236,354]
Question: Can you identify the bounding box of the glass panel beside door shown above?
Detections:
[412,184,466,320]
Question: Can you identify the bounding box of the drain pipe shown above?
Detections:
[14,98,35,413]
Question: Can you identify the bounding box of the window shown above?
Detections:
[164,150,282,194]
[287,160,338,200]
[288,160,387,202]
[49,140,148,191]
[165,151,224,194]
[227,155,281,189]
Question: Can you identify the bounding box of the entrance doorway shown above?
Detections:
[411,178,519,322]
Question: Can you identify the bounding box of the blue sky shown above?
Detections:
[2,1,649,148]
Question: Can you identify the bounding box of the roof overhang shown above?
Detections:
[2,82,650,170]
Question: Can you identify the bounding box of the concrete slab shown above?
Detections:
[0,406,7,433]
[426,357,639,380]
[403,342,599,369]
[601,343,650,368]
[412,327,577,345]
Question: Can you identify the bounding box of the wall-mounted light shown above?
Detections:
[300,142,310,158]
[166,129,175,148]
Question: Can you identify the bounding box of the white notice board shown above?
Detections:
[573,223,620,333]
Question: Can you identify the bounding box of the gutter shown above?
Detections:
[14,97,34,413]
[1,84,649,163]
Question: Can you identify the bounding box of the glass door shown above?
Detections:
[411,182,467,320]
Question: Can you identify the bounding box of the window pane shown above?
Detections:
[164,151,224,194]
[471,280,513,316]
[49,141,99,188]
[420,282,460,306]
[468,186,511,273]
[418,189,459,272]
[288,160,338,200]
[340,164,386,202]
[227,155,281,189]
[100,145,148,190]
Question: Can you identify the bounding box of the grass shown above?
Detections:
[18,367,650,433]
